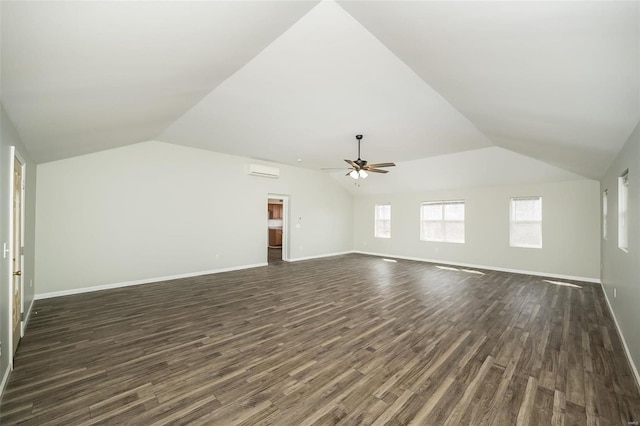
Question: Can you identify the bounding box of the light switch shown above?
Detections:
[2,242,8,259]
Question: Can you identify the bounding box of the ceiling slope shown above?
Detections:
[159,1,493,170]
[338,0,640,179]
[1,1,320,163]
[1,0,637,193]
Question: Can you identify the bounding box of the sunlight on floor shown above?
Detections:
[543,279,582,289]
[436,265,459,271]
[436,265,485,275]
[461,269,485,275]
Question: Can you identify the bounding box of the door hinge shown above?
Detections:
[20,312,24,321]
[20,246,24,256]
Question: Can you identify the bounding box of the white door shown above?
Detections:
[12,155,24,355]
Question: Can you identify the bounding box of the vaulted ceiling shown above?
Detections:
[2,1,639,193]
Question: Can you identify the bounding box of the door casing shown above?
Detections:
[9,147,25,367]
[267,194,289,262]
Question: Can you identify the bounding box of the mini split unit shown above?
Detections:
[248,163,280,179]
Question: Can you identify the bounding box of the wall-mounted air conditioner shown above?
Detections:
[248,163,280,179]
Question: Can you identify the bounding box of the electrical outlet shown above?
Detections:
[614,288,617,298]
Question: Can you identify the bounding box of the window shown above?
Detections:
[603,189,608,240]
[420,201,465,243]
[374,203,391,238]
[618,170,629,251]
[510,197,542,248]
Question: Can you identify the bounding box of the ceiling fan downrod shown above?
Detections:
[356,134,363,160]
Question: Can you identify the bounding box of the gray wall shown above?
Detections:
[35,141,353,295]
[353,179,601,281]
[0,105,37,393]
[601,121,640,383]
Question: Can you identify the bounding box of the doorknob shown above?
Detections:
[13,271,21,276]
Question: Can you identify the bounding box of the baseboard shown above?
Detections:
[287,250,355,262]
[22,299,34,333]
[599,282,640,392]
[353,251,601,284]
[1,300,33,403]
[35,262,268,300]
[0,364,10,401]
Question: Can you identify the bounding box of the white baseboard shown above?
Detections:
[34,250,357,299]
[0,363,10,400]
[22,300,34,335]
[599,282,640,391]
[353,251,601,284]
[1,300,34,402]
[35,262,268,300]
[287,250,355,262]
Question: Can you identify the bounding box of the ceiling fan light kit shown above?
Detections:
[345,134,395,180]
[349,169,368,179]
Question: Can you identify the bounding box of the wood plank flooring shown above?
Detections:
[1,254,639,425]
[267,247,282,264]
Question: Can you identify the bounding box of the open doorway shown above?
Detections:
[267,195,288,264]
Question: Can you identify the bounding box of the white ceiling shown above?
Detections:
[2,0,639,193]
[1,1,320,161]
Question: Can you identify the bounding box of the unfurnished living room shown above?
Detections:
[1,1,639,424]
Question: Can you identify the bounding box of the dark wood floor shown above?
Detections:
[1,254,639,425]
[268,247,282,264]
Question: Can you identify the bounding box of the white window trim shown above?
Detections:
[618,170,629,252]
[374,203,391,239]
[510,196,542,249]
[420,200,465,244]
[602,189,608,240]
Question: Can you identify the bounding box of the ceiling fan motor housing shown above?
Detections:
[344,134,394,178]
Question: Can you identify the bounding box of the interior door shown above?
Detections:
[12,156,23,354]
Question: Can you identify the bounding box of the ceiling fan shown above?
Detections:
[344,135,395,180]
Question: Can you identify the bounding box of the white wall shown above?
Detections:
[601,121,640,383]
[35,141,353,295]
[0,105,37,393]
[353,179,600,281]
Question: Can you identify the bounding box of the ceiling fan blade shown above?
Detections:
[344,159,359,169]
[366,168,389,174]
[365,162,396,168]
[345,170,354,176]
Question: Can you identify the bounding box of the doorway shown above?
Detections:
[267,195,289,263]
[10,150,25,360]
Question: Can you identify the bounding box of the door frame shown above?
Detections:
[9,147,25,368]
[267,194,289,262]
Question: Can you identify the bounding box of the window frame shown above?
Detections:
[420,200,466,244]
[510,196,542,249]
[603,189,608,240]
[618,170,629,252]
[374,203,391,239]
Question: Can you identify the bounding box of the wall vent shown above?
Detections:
[248,164,280,179]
